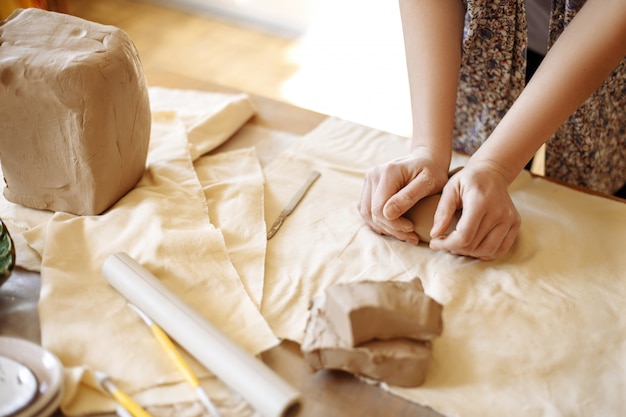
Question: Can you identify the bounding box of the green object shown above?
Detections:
[0,219,15,285]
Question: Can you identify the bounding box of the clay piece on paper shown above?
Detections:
[404,194,461,243]
[0,8,151,215]
[301,278,443,387]
[301,296,432,388]
[324,278,443,346]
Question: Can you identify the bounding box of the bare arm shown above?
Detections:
[400,0,465,166]
[358,0,465,244]
[471,0,626,183]
[431,0,626,259]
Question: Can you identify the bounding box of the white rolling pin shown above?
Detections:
[102,252,300,417]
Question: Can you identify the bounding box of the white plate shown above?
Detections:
[28,384,63,417]
[0,337,64,417]
[0,355,38,416]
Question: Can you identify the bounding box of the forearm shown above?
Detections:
[399,0,465,168]
[472,0,626,183]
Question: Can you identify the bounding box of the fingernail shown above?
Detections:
[383,202,400,220]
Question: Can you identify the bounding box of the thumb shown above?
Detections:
[382,179,433,220]
[382,194,415,220]
[431,188,461,238]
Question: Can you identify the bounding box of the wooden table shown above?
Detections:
[0,71,443,417]
[148,71,444,417]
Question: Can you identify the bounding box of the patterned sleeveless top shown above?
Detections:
[454,0,626,194]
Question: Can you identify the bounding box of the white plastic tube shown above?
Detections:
[102,252,300,417]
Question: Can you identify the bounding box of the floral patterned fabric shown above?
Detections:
[454,0,626,194]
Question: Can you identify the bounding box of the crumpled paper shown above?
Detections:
[1,87,275,417]
[4,86,626,417]
[195,148,267,308]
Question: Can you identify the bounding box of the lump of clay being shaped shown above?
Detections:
[301,296,432,387]
[0,8,151,215]
[324,278,443,346]
[403,193,461,243]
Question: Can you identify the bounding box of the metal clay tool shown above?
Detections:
[267,170,321,239]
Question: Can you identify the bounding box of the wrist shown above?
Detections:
[465,155,519,186]
[409,142,452,172]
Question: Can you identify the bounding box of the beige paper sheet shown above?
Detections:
[195,148,267,308]
[148,86,257,161]
[1,88,274,417]
[263,117,626,417]
[4,87,626,417]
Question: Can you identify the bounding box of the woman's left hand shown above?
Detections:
[429,161,521,260]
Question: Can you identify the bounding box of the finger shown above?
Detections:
[372,207,420,244]
[489,218,521,259]
[429,202,488,253]
[431,207,521,259]
[360,170,390,222]
[383,172,440,220]
[467,221,514,260]
[431,185,464,239]
[359,180,388,236]
[470,204,521,259]
[359,173,419,243]
[358,175,375,220]
[383,218,420,245]
[368,167,404,220]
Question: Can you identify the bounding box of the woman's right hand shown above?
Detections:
[358,147,450,244]
[429,159,521,260]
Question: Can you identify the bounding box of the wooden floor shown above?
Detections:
[66,0,412,136]
[67,0,298,97]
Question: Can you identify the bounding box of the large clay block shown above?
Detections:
[302,297,431,387]
[324,278,443,346]
[0,8,151,215]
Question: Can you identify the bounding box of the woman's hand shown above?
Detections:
[359,147,449,244]
[429,160,521,260]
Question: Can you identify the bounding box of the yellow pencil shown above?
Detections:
[128,304,221,417]
[95,371,154,417]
